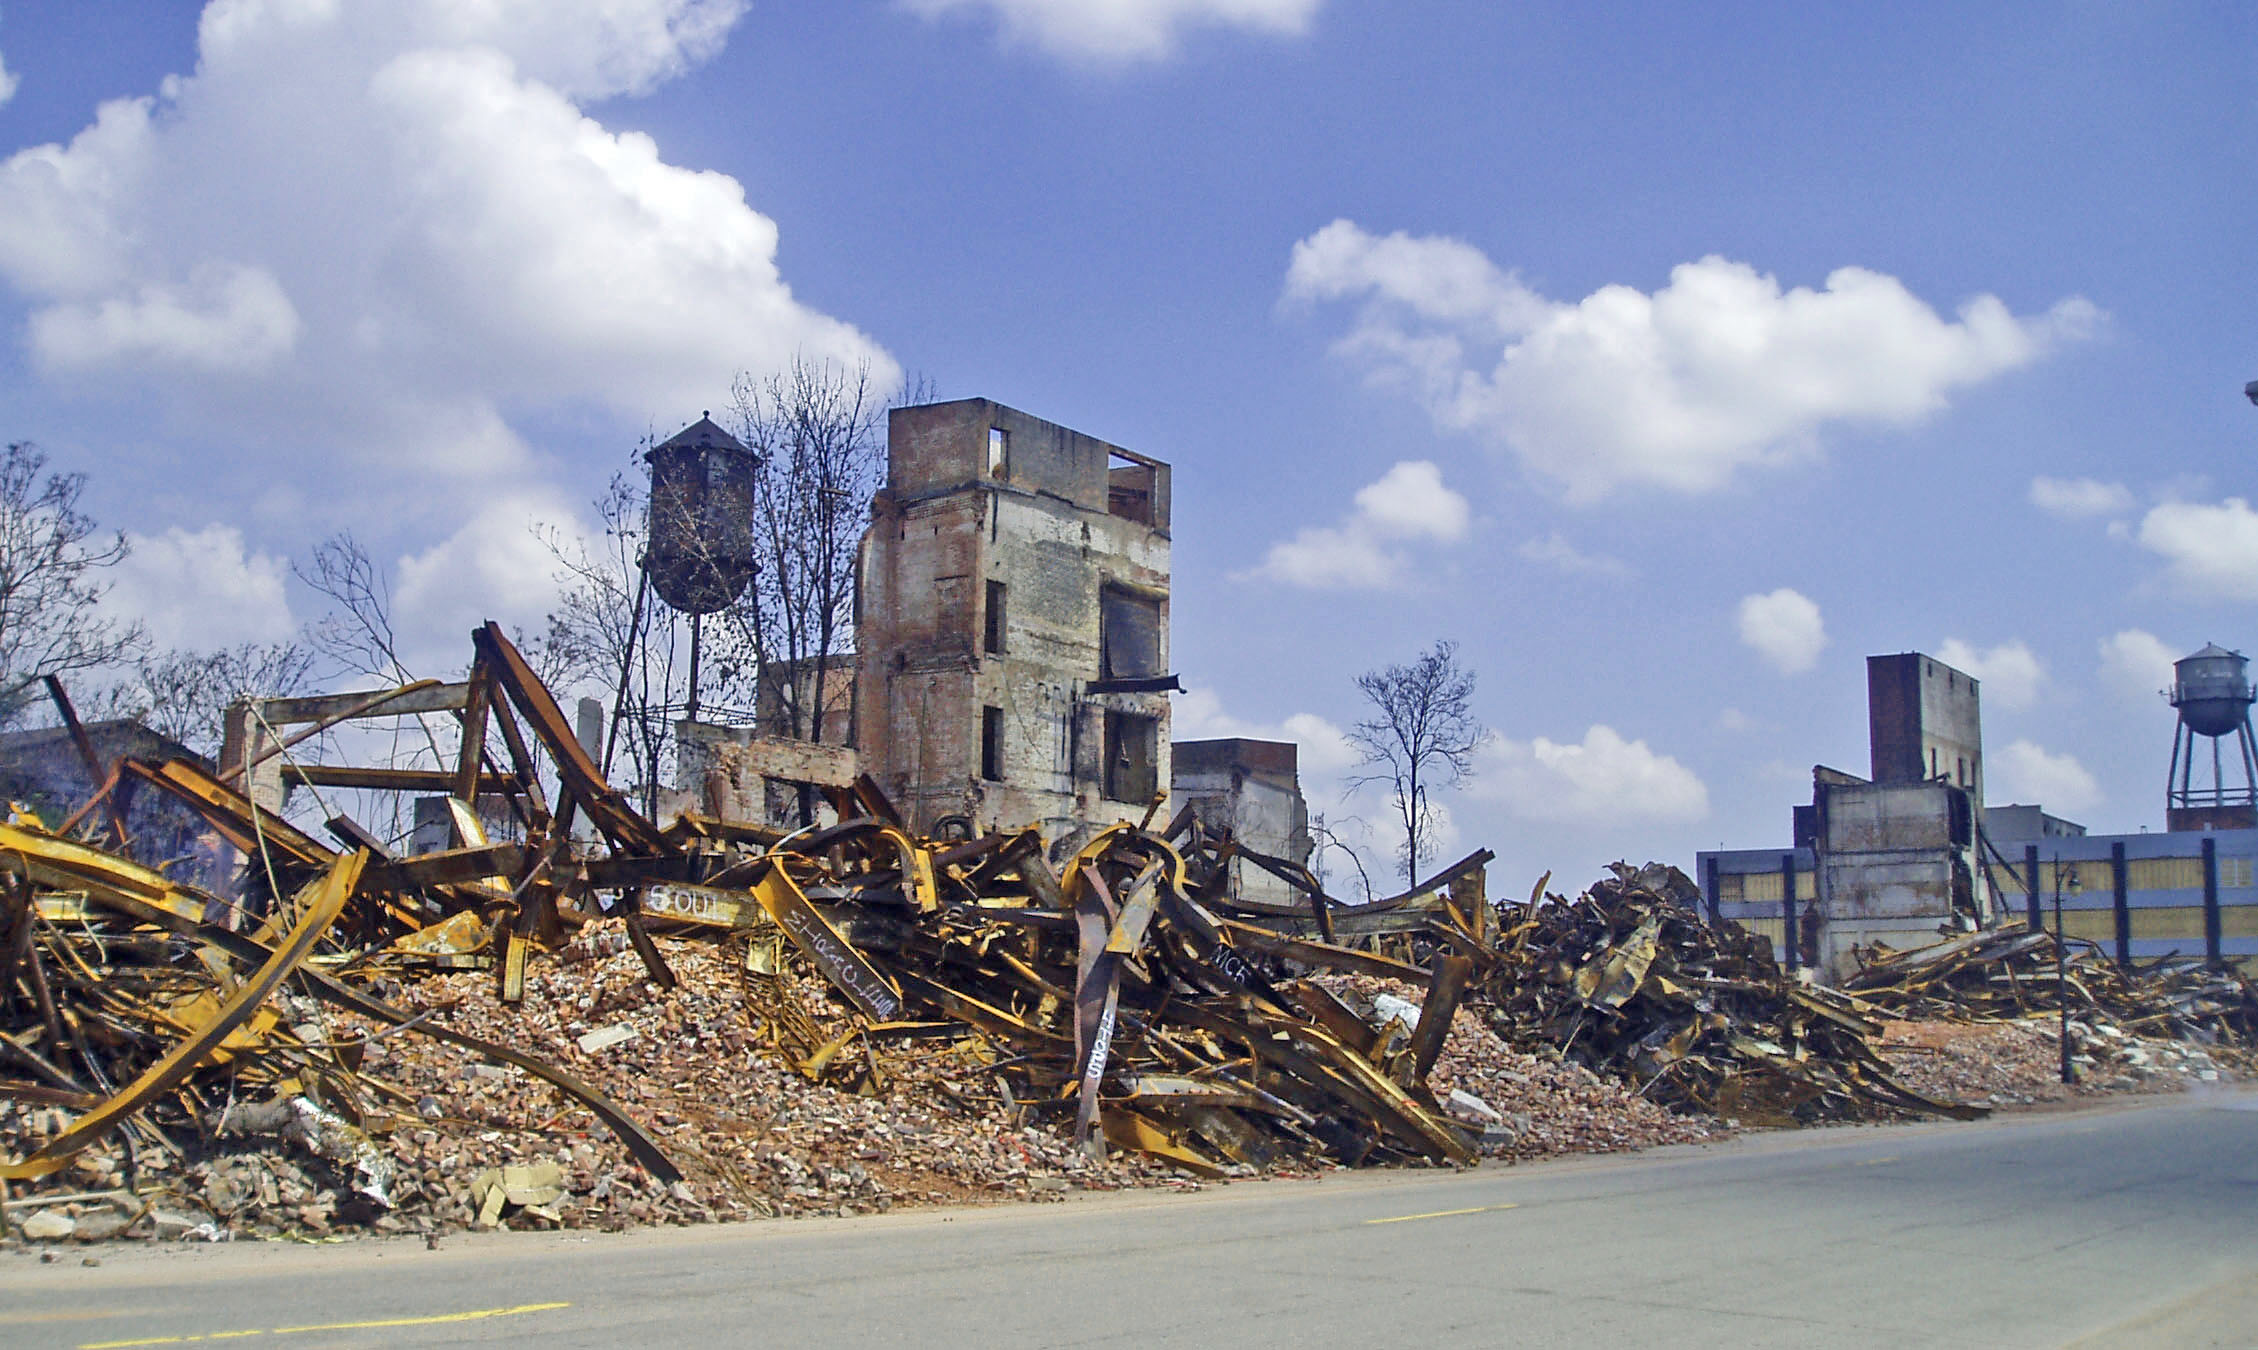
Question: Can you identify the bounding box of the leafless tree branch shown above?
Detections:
[1347,639,1483,884]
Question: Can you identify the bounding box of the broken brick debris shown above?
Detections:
[5,624,2251,1245]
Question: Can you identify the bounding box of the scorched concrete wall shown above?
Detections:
[858,399,1171,851]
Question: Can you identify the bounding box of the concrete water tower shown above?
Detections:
[2166,642,2258,831]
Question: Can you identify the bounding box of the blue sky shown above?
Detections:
[0,1,2252,892]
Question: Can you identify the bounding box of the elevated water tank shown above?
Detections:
[645,414,758,615]
[2170,643,2253,737]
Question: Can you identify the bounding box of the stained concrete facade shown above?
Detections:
[1869,652,1983,800]
[856,399,1172,846]
[1807,771,1984,975]
[1703,650,1992,981]
[667,720,859,827]
[1171,738,1311,905]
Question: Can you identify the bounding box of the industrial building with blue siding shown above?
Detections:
[1700,646,2258,979]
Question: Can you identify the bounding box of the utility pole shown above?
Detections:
[2054,860,2080,1085]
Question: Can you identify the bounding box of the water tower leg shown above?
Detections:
[2239,717,2258,804]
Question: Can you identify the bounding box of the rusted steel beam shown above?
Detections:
[1408,954,1476,1081]
[1217,921,1430,982]
[248,680,471,726]
[484,682,553,825]
[284,765,519,795]
[0,851,363,1181]
[363,843,526,892]
[221,680,454,787]
[452,658,493,808]
[120,758,334,870]
[474,623,670,856]
[749,864,903,1020]
[40,675,102,783]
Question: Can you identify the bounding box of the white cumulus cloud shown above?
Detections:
[30,261,300,376]
[1992,739,2102,814]
[393,490,587,675]
[2098,629,2179,707]
[2135,497,2258,601]
[1171,688,1358,780]
[902,0,1320,61]
[1517,533,1631,578]
[1936,637,2045,711]
[1737,588,1826,674]
[1246,459,1468,590]
[2029,475,2134,520]
[1285,220,2098,501]
[1471,726,1708,826]
[105,524,295,650]
[0,0,889,504]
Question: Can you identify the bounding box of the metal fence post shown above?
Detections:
[2203,836,2222,964]
[1781,852,1798,972]
[2111,841,2129,968]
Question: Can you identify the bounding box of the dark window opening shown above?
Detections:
[1107,452,1155,525]
[981,706,1004,782]
[987,427,1008,477]
[1956,755,1967,787]
[984,580,1006,656]
[1104,710,1158,803]
[1100,586,1163,679]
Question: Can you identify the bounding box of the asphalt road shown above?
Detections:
[5,1088,2256,1348]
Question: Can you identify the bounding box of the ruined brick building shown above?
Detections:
[855,399,1176,846]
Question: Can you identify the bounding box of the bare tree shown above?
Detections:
[295,532,410,684]
[1348,639,1483,884]
[540,358,933,820]
[539,467,702,814]
[0,442,145,727]
[110,642,316,757]
[723,358,889,749]
[1306,810,1375,903]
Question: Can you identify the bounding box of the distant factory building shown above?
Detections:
[1703,653,1991,980]
[1701,645,2258,978]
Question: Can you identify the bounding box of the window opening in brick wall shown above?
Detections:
[981,706,1004,782]
[1099,586,1163,679]
[1106,452,1155,524]
[987,426,1008,477]
[984,580,1006,656]
[1104,709,1158,803]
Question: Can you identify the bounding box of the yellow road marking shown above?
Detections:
[1365,1202,1518,1225]
[1852,1156,1900,1167]
[80,1301,570,1348]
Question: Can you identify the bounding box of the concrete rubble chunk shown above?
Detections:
[19,1211,75,1241]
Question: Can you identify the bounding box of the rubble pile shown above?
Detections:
[14,615,2248,1248]
[1470,864,1984,1126]
[3,622,1518,1242]
[362,937,1181,1234]
[1844,926,2258,1044]
[1315,975,1727,1158]
[1874,1017,2234,1108]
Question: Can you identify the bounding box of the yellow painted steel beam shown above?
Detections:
[2,851,363,1180]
